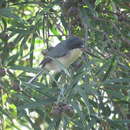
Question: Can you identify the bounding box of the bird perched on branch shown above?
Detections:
[28,36,85,83]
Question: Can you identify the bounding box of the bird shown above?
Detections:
[28,36,85,83]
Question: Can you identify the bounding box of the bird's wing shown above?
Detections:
[40,58,51,67]
[40,42,68,67]
[47,44,68,57]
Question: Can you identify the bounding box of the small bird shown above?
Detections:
[28,36,85,83]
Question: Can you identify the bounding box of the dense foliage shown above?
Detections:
[0,0,130,129]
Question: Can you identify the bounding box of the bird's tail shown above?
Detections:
[28,70,44,83]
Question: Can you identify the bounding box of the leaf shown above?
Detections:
[0,107,12,121]
[51,26,61,36]
[102,56,115,81]
[9,65,41,73]
[103,78,130,85]
[76,87,90,116]
[95,0,102,6]
[109,119,130,124]
[106,89,123,99]
[7,53,19,65]
[18,98,56,109]
[8,28,31,35]
[0,8,20,19]
[29,35,35,67]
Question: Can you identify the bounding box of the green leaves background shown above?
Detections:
[0,0,130,129]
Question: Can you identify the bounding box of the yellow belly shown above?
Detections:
[45,48,82,72]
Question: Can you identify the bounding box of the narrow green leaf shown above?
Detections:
[9,65,41,73]
[95,0,102,6]
[0,8,20,19]
[18,98,56,109]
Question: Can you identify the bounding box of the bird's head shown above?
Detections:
[66,36,85,50]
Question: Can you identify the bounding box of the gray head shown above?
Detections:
[65,36,84,50]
